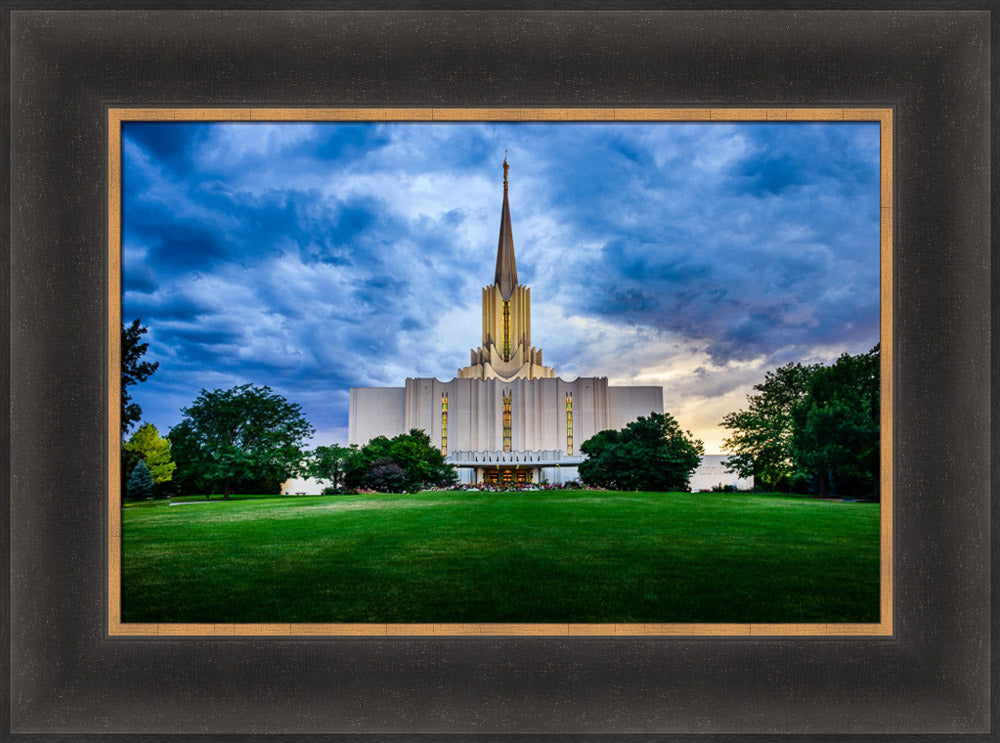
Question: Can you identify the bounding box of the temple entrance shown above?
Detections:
[483,469,533,486]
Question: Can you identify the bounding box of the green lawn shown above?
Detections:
[121,490,880,624]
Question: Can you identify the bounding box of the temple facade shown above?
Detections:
[348,161,663,485]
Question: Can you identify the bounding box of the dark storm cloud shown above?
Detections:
[121,121,880,447]
[123,262,158,294]
[129,216,235,272]
[540,123,881,367]
[122,287,209,323]
[297,124,390,161]
[122,123,213,173]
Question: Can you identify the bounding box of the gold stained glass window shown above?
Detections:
[502,390,512,452]
[566,392,573,455]
[502,300,511,361]
[441,393,448,455]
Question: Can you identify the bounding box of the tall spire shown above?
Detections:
[494,157,518,300]
[457,157,554,381]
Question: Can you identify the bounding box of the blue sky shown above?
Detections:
[121,121,880,452]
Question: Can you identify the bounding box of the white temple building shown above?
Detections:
[348,161,663,486]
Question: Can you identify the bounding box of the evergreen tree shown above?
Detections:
[127,460,154,500]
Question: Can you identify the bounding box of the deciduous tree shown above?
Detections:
[308,444,352,493]
[790,345,880,498]
[720,346,880,498]
[170,384,314,498]
[124,422,176,485]
[720,362,818,491]
[365,458,409,493]
[579,412,704,492]
[344,429,457,493]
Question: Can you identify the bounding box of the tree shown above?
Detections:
[720,362,818,491]
[121,319,159,435]
[342,444,375,492]
[166,422,211,496]
[342,429,457,493]
[720,346,880,498]
[124,422,176,485]
[579,412,704,492]
[169,384,315,498]
[127,460,154,500]
[308,444,352,493]
[576,429,627,488]
[790,345,880,498]
[386,429,456,491]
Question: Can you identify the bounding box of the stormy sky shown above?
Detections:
[121,121,880,452]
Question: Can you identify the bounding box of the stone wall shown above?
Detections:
[347,387,406,445]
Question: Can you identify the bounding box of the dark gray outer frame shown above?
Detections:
[4,4,994,740]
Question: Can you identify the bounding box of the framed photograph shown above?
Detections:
[109,108,891,638]
[6,5,993,739]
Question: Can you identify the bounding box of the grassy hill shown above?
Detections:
[121,490,880,624]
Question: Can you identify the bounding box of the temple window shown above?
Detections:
[502,300,511,361]
[502,390,512,452]
[441,393,448,455]
[566,392,574,455]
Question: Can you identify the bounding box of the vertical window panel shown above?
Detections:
[502,390,512,453]
[502,300,511,361]
[566,392,574,455]
[441,393,448,455]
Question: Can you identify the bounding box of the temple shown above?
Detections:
[348,161,664,486]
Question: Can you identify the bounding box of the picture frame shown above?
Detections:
[5,5,993,739]
[108,105,892,638]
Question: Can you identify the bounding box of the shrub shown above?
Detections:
[365,458,409,493]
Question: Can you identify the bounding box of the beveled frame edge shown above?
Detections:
[107,106,893,639]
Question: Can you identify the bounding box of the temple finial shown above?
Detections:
[503,153,509,190]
